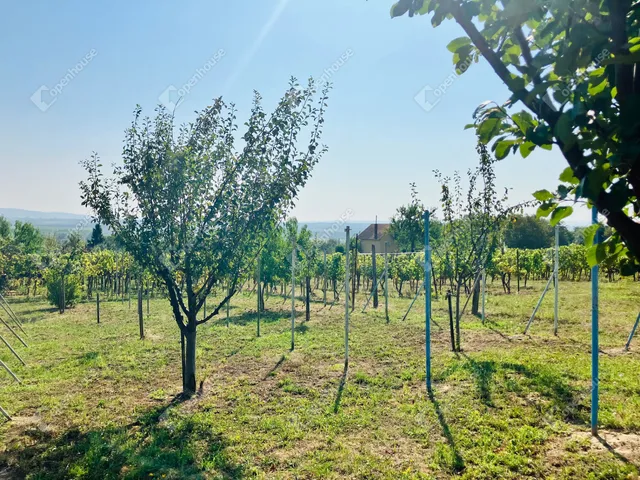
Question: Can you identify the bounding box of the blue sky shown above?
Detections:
[0,0,590,225]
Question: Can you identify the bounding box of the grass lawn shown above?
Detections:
[0,279,639,479]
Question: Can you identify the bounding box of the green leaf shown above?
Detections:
[526,124,552,147]
[582,166,609,201]
[532,189,555,201]
[554,112,575,146]
[587,243,607,267]
[582,224,600,248]
[550,206,573,226]
[519,141,536,158]
[477,118,502,144]
[512,111,534,132]
[559,166,580,185]
[536,202,558,218]
[588,78,608,96]
[447,37,471,53]
[609,179,631,212]
[495,140,517,160]
[390,1,410,18]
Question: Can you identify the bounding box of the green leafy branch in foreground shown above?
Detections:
[390,0,640,274]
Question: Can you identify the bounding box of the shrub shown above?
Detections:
[45,274,81,310]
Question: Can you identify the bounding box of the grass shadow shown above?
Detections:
[0,398,243,479]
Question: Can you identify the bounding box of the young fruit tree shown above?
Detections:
[435,140,517,351]
[80,79,329,394]
[391,0,640,274]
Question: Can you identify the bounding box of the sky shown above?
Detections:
[0,0,592,226]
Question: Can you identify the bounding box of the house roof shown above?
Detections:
[358,223,391,241]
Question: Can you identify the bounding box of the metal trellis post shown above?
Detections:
[625,312,640,351]
[591,207,600,437]
[554,225,559,335]
[344,226,351,367]
[384,242,389,323]
[291,243,296,351]
[424,211,431,393]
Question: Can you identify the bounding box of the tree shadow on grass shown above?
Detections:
[294,323,309,335]
[214,309,284,328]
[459,353,496,406]
[0,398,244,479]
[449,352,582,424]
[14,306,58,321]
[428,390,465,473]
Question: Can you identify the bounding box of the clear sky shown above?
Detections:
[0,0,591,225]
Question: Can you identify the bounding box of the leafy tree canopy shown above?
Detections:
[391,0,640,273]
[87,223,105,249]
[0,216,10,239]
[13,221,43,255]
[80,78,329,394]
[390,183,442,252]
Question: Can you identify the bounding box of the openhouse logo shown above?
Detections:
[159,49,226,111]
[414,56,473,113]
[31,49,98,112]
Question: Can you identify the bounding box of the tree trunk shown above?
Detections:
[447,291,456,352]
[372,245,378,308]
[183,327,197,394]
[305,276,311,321]
[455,281,461,351]
[471,279,480,316]
[137,282,144,339]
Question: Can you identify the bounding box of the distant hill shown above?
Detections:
[0,209,376,242]
[0,208,94,240]
[0,208,87,221]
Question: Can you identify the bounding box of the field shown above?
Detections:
[0,280,639,479]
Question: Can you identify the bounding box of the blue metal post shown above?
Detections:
[424,211,432,393]
[345,227,351,367]
[591,207,599,436]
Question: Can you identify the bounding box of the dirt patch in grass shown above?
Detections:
[546,429,640,468]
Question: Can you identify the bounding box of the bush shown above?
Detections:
[46,274,81,310]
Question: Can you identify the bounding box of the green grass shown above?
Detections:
[0,279,639,479]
